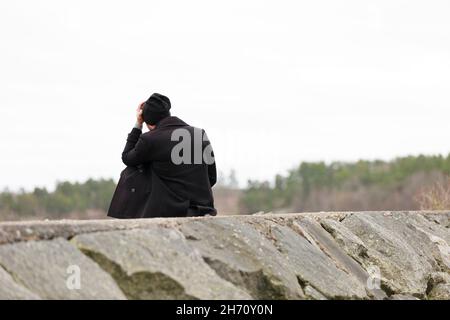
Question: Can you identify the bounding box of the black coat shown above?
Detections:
[108,116,217,219]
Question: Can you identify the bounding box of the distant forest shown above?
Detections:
[241,154,450,213]
[1,154,450,221]
[0,179,116,220]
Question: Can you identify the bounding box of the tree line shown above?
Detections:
[0,179,116,219]
[240,154,450,213]
[1,154,449,220]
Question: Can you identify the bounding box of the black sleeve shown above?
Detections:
[208,159,217,187]
[121,128,151,167]
[203,129,217,187]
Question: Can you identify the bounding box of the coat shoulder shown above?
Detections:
[140,130,157,141]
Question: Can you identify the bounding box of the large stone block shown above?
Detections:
[0,238,125,299]
[179,219,305,299]
[256,221,368,299]
[335,212,447,297]
[72,227,251,300]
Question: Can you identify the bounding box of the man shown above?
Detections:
[108,93,217,218]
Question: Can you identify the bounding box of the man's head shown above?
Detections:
[143,93,171,128]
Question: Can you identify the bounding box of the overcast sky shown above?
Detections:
[0,0,449,191]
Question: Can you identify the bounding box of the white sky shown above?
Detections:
[0,0,449,191]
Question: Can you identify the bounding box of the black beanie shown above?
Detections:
[143,93,171,125]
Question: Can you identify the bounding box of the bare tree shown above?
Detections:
[416,176,450,210]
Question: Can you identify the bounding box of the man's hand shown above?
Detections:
[136,102,145,125]
[133,102,145,130]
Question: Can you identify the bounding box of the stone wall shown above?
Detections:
[0,211,449,300]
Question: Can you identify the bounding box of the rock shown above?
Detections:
[427,272,450,300]
[290,216,386,299]
[388,294,420,300]
[0,218,180,245]
[0,266,40,300]
[263,222,368,299]
[72,227,251,300]
[422,212,450,229]
[339,213,440,297]
[320,218,369,263]
[179,218,304,299]
[404,213,450,243]
[392,212,450,271]
[428,283,450,299]
[303,285,327,300]
[0,211,448,300]
[0,238,126,299]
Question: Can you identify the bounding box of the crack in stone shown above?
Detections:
[296,276,329,300]
[78,248,195,300]
[315,220,390,299]
[202,256,296,300]
[339,213,352,222]
[0,262,41,299]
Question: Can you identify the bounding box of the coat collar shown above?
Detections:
[156,116,189,129]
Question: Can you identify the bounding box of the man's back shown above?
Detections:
[117,115,217,218]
